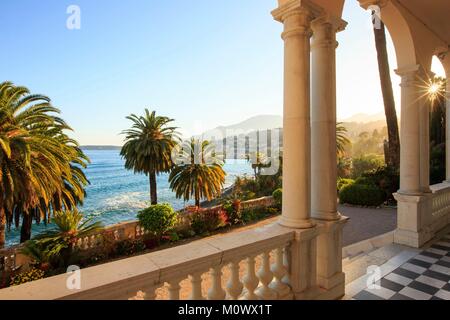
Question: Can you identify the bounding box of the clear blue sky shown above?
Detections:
[0,0,445,145]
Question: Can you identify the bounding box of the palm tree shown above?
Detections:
[0,81,90,247]
[169,139,226,207]
[32,210,103,267]
[121,109,179,205]
[246,152,269,180]
[372,17,400,169]
[336,122,351,157]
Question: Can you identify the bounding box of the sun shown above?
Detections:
[428,82,441,95]
[427,79,444,102]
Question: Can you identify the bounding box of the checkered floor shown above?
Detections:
[353,234,450,300]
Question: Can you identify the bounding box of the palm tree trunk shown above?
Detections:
[195,187,200,208]
[149,171,158,205]
[0,208,5,249]
[373,21,400,170]
[20,213,33,243]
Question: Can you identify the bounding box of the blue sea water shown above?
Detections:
[5,149,253,246]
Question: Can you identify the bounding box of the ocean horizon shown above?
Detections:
[5,149,253,247]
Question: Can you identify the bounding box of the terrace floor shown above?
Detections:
[339,205,397,246]
[344,230,450,300]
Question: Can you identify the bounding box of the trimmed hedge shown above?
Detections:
[354,176,376,186]
[339,183,385,207]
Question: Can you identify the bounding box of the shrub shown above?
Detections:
[266,206,280,215]
[362,165,399,203]
[190,208,226,235]
[272,188,282,207]
[241,207,268,223]
[137,203,178,242]
[114,239,146,257]
[10,268,45,286]
[351,154,384,179]
[222,200,242,225]
[337,178,354,192]
[243,191,257,201]
[354,176,376,186]
[339,184,386,207]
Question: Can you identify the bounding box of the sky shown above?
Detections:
[0,0,446,145]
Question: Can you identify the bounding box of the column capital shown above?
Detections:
[272,0,323,23]
[395,64,431,87]
[358,0,389,10]
[311,14,347,33]
[311,14,347,49]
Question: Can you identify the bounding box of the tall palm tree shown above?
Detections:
[169,139,226,207]
[336,122,351,157]
[0,81,90,246]
[373,18,400,169]
[121,109,179,205]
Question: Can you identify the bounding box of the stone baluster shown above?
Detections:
[270,246,291,298]
[189,273,204,300]
[144,287,157,300]
[168,279,181,300]
[256,251,277,300]
[241,255,259,300]
[207,266,226,300]
[282,245,291,286]
[226,260,243,299]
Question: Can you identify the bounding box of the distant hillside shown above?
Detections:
[200,115,282,139]
[81,145,122,150]
[339,112,386,123]
[198,114,388,158]
[341,120,388,141]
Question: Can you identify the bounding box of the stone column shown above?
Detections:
[394,65,433,247]
[311,15,346,221]
[419,71,433,193]
[272,2,315,229]
[447,78,450,182]
[397,66,422,195]
[441,53,450,182]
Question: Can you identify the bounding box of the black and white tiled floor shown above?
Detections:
[353,234,450,300]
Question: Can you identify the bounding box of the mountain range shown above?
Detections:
[81,113,388,150]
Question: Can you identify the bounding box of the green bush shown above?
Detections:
[137,203,178,241]
[222,200,242,225]
[362,165,399,203]
[337,178,354,192]
[339,184,385,207]
[351,154,384,179]
[241,207,268,223]
[354,176,376,186]
[272,188,282,207]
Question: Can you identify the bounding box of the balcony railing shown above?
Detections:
[0,222,299,300]
[430,183,450,235]
[0,196,275,274]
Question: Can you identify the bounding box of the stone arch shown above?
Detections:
[357,0,418,69]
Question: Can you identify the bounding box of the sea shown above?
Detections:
[4,149,253,246]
